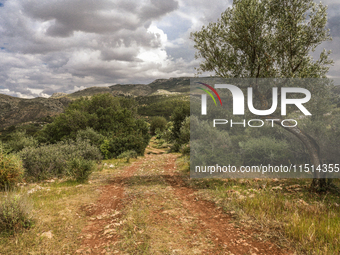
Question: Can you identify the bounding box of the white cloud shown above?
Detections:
[0,0,339,98]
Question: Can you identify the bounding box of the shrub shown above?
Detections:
[76,127,105,148]
[108,134,148,158]
[106,119,150,158]
[117,150,138,163]
[39,94,151,159]
[100,139,111,160]
[67,158,96,182]
[190,116,233,166]
[162,121,174,142]
[150,116,167,135]
[20,139,102,180]
[7,131,38,152]
[170,102,190,141]
[180,143,190,155]
[179,117,190,144]
[0,147,24,189]
[240,137,292,165]
[40,94,144,142]
[171,116,190,153]
[0,191,33,234]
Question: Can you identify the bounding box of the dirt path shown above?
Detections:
[76,153,293,255]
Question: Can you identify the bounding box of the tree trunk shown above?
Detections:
[272,119,326,191]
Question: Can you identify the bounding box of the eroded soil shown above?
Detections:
[76,153,293,255]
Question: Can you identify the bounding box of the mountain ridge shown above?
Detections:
[0,77,190,129]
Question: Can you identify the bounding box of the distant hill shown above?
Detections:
[1,77,339,131]
[0,94,70,129]
[0,77,190,129]
[70,77,190,98]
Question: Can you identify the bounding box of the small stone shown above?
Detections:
[271,186,282,190]
[41,230,53,239]
[103,228,116,235]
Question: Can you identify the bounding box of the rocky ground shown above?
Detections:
[75,153,293,255]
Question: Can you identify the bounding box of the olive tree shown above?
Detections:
[191,0,334,190]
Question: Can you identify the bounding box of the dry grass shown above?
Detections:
[0,181,100,254]
[113,154,213,254]
[0,189,33,234]
[0,158,133,254]
[177,156,340,255]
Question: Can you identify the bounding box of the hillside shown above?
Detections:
[0,77,190,130]
[0,94,71,129]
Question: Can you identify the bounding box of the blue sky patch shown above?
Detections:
[157,15,192,41]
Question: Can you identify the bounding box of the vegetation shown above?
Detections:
[38,94,150,159]
[0,146,24,189]
[165,102,190,152]
[117,150,138,163]
[178,160,340,254]
[191,0,335,190]
[0,179,101,253]
[0,24,338,252]
[137,94,189,119]
[0,190,33,234]
[191,0,332,78]
[67,158,96,182]
[149,116,167,135]
[178,117,190,155]
[20,139,102,181]
[6,131,38,153]
[75,127,105,148]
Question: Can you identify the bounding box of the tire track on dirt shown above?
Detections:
[163,154,293,255]
[76,159,145,255]
[76,153,293,255]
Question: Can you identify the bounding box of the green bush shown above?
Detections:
[180,143,190,155]
[171,116,190,153]
[100,139,111,160]
[117,150,138,163]
[240,137,292,165]
[7,131,38,152]
[39,94,150,158]
[0,191,33,234]
[190,116,233,166]
[40,94,141,142]
[150,116,167,135]
[161,121,174,142]
[76,127,105,148]
[67,158,96,182]
[0,148,24,189]
[20,139,102,180]
[179,117,190,144]
[107,133,149,158]
[170,102,190,141]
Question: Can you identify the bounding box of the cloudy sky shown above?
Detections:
[0,0,339,98]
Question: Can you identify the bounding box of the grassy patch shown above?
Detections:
[116,197,152,254]
[176,157,340,254]
[114,154,213,254]
[0,189,34,235]
[0,158,127,254]
[0,180,100,254]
